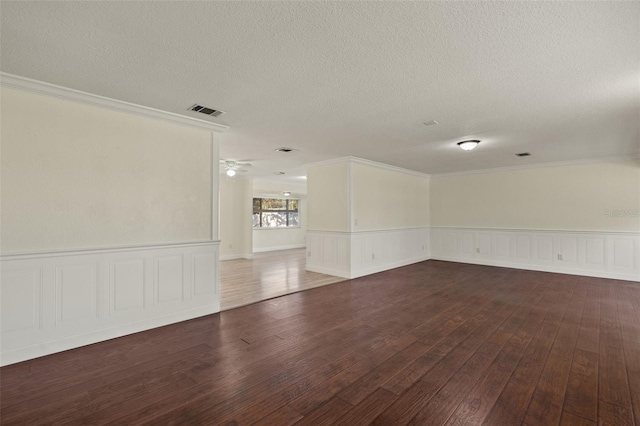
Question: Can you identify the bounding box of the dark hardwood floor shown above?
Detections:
[1,260,639,425]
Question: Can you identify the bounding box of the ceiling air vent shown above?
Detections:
[188,104,225,117]
[515,152,531,157]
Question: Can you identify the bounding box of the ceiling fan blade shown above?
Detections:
[220,159,252,167]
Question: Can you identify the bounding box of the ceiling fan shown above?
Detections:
[220,160,251,177]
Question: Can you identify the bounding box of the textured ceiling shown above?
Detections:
[1,1,639,178]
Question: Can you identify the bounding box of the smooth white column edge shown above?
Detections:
[210,132,220,241]
[0,304,219,367]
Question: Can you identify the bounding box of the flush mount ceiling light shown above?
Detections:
[282,191,291,196]
[226,169,236,177]
[457,140,480,151]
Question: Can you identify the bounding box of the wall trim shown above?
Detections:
[0,72,229,133]
[430,226,640,236]
[301,153,640,180]
[1,241,220,366]
[220,254,254,261]
[1,240,221,261]
[308,227,432,235]
[307,227,639,282]
[307,254,432,280]
[431,256,638,282]
[306,227,431,280]
[430,227,640,282]
[0,304,218,367]
[253,244,306,253]
[431,153,640,178]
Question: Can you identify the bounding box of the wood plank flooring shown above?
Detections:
[220,249,345,310]
[1,260,639,425]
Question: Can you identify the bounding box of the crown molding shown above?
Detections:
[0,72,229,133]
[431,153,640,178]
[306,156,430,178]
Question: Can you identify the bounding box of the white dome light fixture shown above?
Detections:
[226,169,236,177]
[457,140,480,151]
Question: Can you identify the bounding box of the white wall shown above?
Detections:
[306,158,430,278]
[1,87,215,254]
[0,78,223,366]
[307,161,349,232]
[352,163,430,231]
[219,177,253,259]
[429,158,640,282]
[430,159,640,232]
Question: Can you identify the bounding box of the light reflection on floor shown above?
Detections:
[220,248,346,310]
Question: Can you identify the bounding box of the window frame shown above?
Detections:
[252,197,300,229]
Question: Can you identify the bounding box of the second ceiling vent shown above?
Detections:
[188,104,225,117]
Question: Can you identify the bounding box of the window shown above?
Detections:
[253,198,300,228]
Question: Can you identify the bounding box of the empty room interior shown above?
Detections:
[1,2,639,425]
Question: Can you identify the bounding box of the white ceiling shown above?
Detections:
[2,1,639,179]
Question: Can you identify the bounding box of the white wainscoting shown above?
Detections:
[306,228,430,279]
[0,241,220,366]
[431,227,640,282]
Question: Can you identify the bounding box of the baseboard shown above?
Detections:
[305,265,351,279]
[430,255,639,282]
[350,255,432,279]
[0,304,219,366]
[220,253,253,261]
[253,244,306,253]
